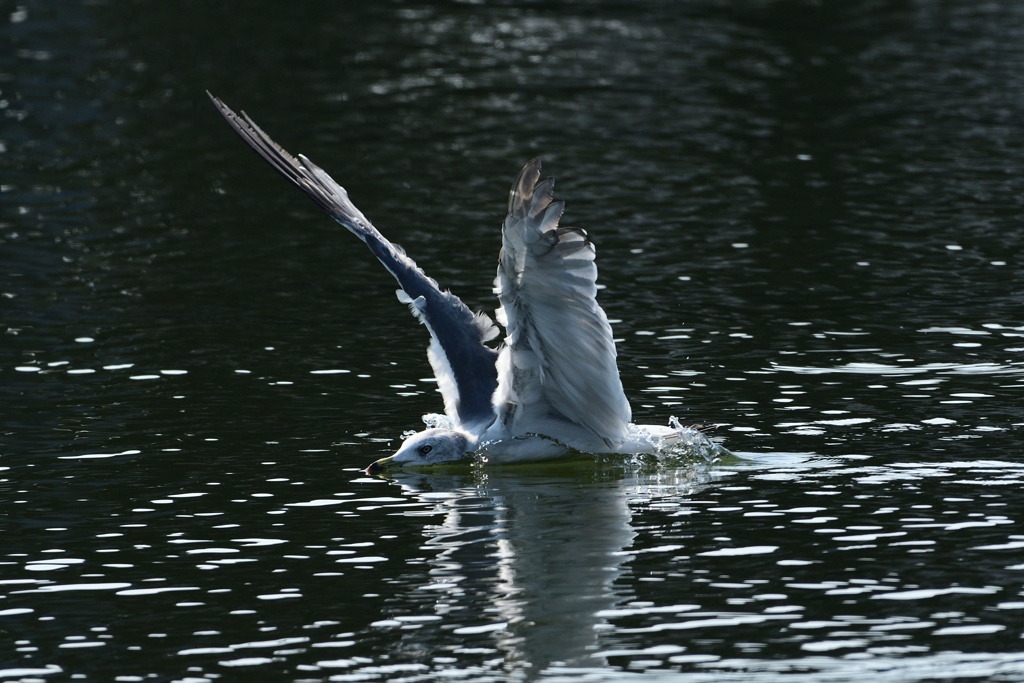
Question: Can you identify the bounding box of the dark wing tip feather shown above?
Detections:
[208,92,376,245]
[208,92,322,206]
[508,158,544,215]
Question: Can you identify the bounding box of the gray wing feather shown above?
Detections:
[209,93,498,428]
[492,159,631,446]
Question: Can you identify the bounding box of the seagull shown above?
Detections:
[209,93,705,473]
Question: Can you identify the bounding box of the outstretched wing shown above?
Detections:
[492,159,631,447]
[209,93,499,429]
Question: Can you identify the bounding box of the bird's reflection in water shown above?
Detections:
[374,453,720,677]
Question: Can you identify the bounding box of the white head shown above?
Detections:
[365,428,474,474]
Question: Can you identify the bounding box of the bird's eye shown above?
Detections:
[418,445,433,456]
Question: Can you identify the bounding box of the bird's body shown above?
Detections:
[209,93,705,472]
[401,413,690,466]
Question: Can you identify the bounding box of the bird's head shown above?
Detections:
[365,428,473,474]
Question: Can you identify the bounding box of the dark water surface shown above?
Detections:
[4,1,1024,681]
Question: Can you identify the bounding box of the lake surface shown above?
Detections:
[3,1,1024,681]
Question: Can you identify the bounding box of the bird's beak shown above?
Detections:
[365,455,395,475]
